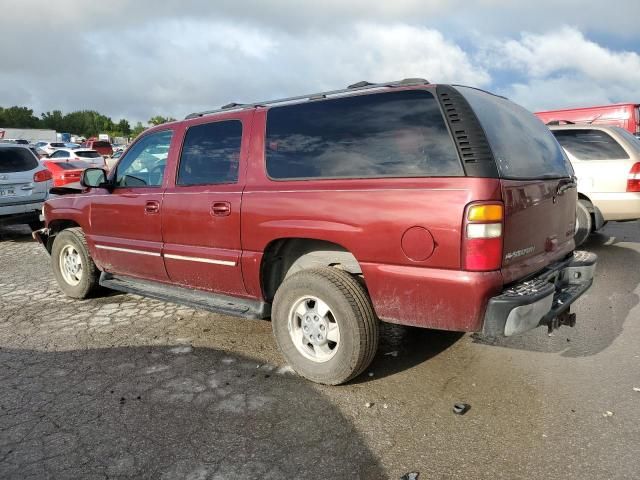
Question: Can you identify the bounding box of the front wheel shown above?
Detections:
[51,228,101,298]
[272,267,379,385]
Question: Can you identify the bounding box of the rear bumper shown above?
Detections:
[0,202,43,226]
[483,251,597,337]
[589,192,640,221]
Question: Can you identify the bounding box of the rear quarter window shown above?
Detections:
[553,130,630,160]
[265,89,462,180]
[0,147,39,173]
[455,86,572,179]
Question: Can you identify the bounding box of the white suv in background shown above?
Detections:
[549,125,640,245]
[0,144,52,229]
[47,148,107,168]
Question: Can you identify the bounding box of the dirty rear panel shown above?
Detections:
[454,86,576,283]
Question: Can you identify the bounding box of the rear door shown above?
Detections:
[456,86,576,283]
[0,147,47,206]
[160,113,250,297]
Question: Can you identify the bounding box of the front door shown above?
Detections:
[88,129,176,281]
[161,115,249,297]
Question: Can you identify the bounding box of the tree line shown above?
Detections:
[0,106,176,139]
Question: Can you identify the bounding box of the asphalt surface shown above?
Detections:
[0,221,639,479]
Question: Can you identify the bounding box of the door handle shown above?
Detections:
[145,200,160,214]
[211,201,231,217]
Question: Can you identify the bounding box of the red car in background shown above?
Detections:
[81,140,113,158]
[536,103,640,137]
[42,160,93,187]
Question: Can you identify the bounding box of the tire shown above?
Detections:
[574,200,592,247]
[272,267,379,385]
[51,228,101,298]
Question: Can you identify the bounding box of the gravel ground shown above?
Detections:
[0,221,639,479]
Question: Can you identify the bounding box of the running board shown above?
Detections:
[99,273,271,319]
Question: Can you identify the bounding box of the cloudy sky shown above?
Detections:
[0,0,638,123]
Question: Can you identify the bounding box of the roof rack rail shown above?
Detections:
[221,102,244,110]
[184,78,431,119]
[348,80,375,89]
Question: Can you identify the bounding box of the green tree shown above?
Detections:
[131,121,146,137]
[116,119,131,136]
[40,110,64,131]
[148,115,176,126]
[0,106,40,128]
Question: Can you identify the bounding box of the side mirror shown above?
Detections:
[80,168,108,188]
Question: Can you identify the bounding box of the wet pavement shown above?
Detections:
[0,221,639,479]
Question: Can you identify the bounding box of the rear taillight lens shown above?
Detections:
[462,203,504,272]
[33,169,53,182]
[627,162,640,192]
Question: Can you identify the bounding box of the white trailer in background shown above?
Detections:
[0,128,57,142]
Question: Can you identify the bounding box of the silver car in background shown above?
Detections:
[550,125,640,245]
[0,144,52,229]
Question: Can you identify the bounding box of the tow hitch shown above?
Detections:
[546,309,576,334]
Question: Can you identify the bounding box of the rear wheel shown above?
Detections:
[574,200,592,247]
[272,267,379,385]
[51,228,100,298]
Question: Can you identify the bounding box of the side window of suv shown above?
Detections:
[51,150,69,159]
[177,120,242,186]
[115,130,173,187]
[265,90,462,180]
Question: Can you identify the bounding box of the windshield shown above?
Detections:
[455,86,572,179]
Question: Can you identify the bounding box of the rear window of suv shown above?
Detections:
[553,129,630,160]
[76,150,102,158]
[455,86,572,179]
[0,147,39,173]
[265,90,462,180]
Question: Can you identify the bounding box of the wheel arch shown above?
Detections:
[44,219,82,252]
[260,237,363,302]
[577,194,605,230]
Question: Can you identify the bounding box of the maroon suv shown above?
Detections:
[34,79,596,385]
[81,140,113,158]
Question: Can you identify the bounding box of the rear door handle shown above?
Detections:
[145,200,160,214]
[211,201,231,216]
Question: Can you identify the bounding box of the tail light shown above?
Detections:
[627,162,640,192]
[33,169,53,182]
[462,203,504,272]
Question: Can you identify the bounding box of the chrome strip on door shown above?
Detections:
[95,245,161,257]
[164,253,236,267]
